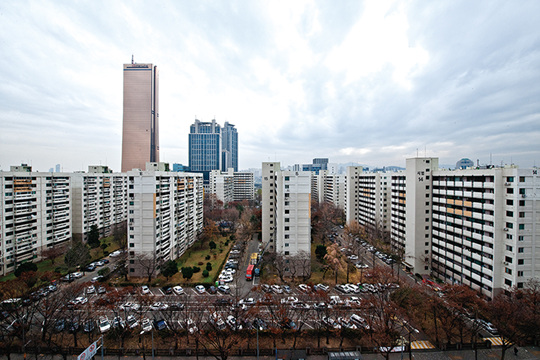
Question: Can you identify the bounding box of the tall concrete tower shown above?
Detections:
[121,60,159,172]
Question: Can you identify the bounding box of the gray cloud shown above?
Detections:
[0,0,539,172]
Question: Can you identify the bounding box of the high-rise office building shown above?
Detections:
[221,122,238,172]
[188,119,221,182]
[121,60,159,172]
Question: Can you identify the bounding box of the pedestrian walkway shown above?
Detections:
[410,340,436,349]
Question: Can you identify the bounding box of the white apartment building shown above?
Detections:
[126,164,203,277]
[314,171,347,209]
[71,166,128,240]
[209,169,255,203]
[262,162,311,275]
[0,166,71,275]
[431,166,539,298]
[347,157,539,299]
[233,171,254,201]
[209,169,234,204]
[346,167,392,231]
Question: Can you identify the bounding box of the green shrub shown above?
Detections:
[202,270,209,277]
[193,266,201,273]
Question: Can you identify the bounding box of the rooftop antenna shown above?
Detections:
[416,148,419,157]
[131,55,134,64]
[490,153,492,166]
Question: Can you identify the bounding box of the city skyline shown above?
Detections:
[1,1,540,172]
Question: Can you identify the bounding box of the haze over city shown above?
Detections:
[1,1,539,172]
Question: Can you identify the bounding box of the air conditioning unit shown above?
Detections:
[504,182,510,186]
[503,262,509,266]
[504,228,509,231]
[521,194,527,198]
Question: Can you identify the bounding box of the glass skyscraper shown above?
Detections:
[189,119,222,182]
[221,121,238,172]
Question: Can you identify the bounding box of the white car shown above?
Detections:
[127,315,139,329]
[87,286,95,294]
[109,250,122,257]
[72,272,83,279]
[195,285,206,294]
[75,296,88,305]
[141,285,151,295]
[150,302,168,311]
[141,318,152,332]
[173,286,184,295]
[298,284,311,293]
[271,285,283,294]
[91,275,103,282]
[280,296,299,304]
[98,316,111,333]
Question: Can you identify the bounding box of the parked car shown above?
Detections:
[195,285,206,294]
[217,285,231,294]
[153,319,168,331]
[141,318,152,332]
[173,286,184,295]
[98,316,111,333]
[141,285,151,295]
[161,286,173,295]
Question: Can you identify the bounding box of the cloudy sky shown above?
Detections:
[1,1,539,172]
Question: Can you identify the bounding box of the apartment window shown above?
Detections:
[129,243,134,248]
[507,188,514,194]
[505,268,512,275]
[505,279,512,286]
[506,234,513,240]
[284,243,289,247]
[519,212,525,218]
[519,176,526,182]
[506,222,513,229]
[424,266,429,270]
[285,176,289,181]
[425,210,430,214]
[425,242,429,246]
[285,226,289,231]
[507,177,514,182]
[517,283,524,288]
[518,259,524,265]
[425,226,429,230]
[425,234,429,238]
[518,235,524,241]
[285,201,289,206]
[426,202,430,206]
[518,271,524,277]
[506,199,513,205]
[285,210,289,214]
[519,200,525,206]
[425,250,429,254]
[285,218,290,222]
[284,185,289,189]
[505,256,513,263]
[519,188,526,195]
[425,194,429,198]
[506,211,513,217]
[519,224,525,230]
[518,247,524,253]
[506,245,513,252]
[425,218,429,222]
[284,251,290,255]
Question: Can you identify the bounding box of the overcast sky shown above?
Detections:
[1,1,539,172]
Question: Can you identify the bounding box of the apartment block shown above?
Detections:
[262,162,311,275]
[71,166,128,240]
[345,167,392,232]
[314,171,346,209]
[431,166,539,298]
[346,157,539,299]
[209,169,234,204]
[0,166,71,275]
[126,164,203,277]
[232,171,254,201]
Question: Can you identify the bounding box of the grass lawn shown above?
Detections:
[168,236,233,286]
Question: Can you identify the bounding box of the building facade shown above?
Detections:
[121,61,159,172]
[0,166,71,276]
[126,164,204,277]
[188,119,221,183]
[262,162,311,275]
[221,122,238,172]
[346,157,540,299]
[209,169,254,203]
[71,166,128,241]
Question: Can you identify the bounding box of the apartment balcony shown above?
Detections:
[15,223,34,232]
[15,193,34,201]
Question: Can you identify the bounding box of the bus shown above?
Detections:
[246,264,255,281]
[250,253,258,265]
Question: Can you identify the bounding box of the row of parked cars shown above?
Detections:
[335,282,399,294]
